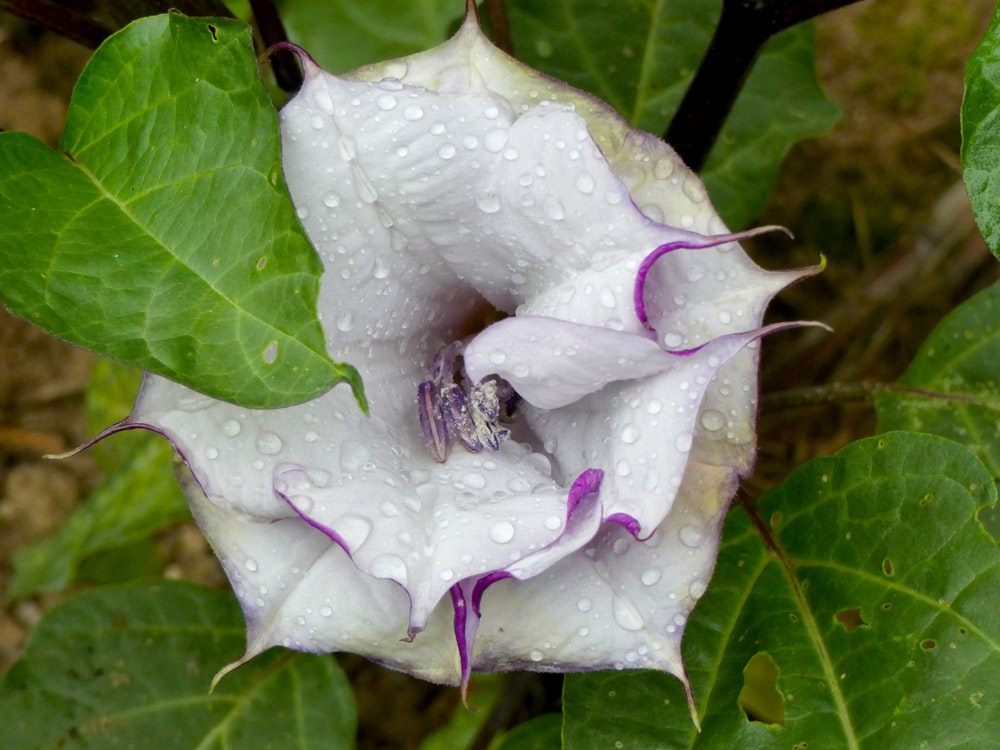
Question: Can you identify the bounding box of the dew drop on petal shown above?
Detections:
[640,567,662,586]
[615,459,632,477]
[437,143,456,160]
[338,135,357,161]
[620,423,640,444]
[440,568,455,582]
[323,192,341,208]
[484,129,508,152]
[575,172,595,194]
[543,195,565,221]
[674,433,693,453]
[255,431,283,455]
[403,104,424,121]
[476,192,501,214]
[599,287,617,309]
[463,472,487,490]
[338,514,373,549]
[699,409,726,432]
[689,578,708,599]
[544,515,562,531]
[336,311,354,332]
[662,331,685,349]
[245,558,259,572]
[320,605,333,617]
[679,525,704,548]
[488,350,507,365]
[380,500,400,518]
[370,553,409,586]
[529,648,544,662]
[647,400,663,415]
[489,520,516,544]
[340,440,370,472]
[376,93,397,111]
[577,597,592,612]
[222,418,242,438]
[612,594,645,631]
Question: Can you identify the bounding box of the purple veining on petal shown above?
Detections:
[566,468,604,517]
[278,487,354,559]
[607,512,642,539]
[450,583,471,699]
[471,570,514,618]
[633,226,791,330]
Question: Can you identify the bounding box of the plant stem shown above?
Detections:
[665,0,866,171]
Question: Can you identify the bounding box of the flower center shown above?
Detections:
[417,341,519,462]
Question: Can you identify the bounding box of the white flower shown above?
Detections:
[120,6,820,705]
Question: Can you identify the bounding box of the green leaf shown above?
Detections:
[875,282,1000,479]
[420,674,504,750]
[962,4,1000,259]
[0,14,364,410]
[281,0,462,73]
[0,580,357,749]
[565,433,1000,748]
[507,0,839,228]
[494,714,563,750]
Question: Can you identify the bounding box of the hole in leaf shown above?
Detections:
[769,511,782,528]
[836,607,868,632]
[264,341,278,364]
[207,24,219,42]
[882,558,893,576]
[257,256,268,270]
[881,602,892,611]
[921,639,936,650]
[738,652,785,726]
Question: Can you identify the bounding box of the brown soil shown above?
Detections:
[1,2,998,747]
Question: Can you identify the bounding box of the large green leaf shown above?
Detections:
[507,0,839,228]
[0,14,364,410]
[0,581,357,749]
[564,433,999,748]
[875,282,1000,479]
[963,3,1000,258]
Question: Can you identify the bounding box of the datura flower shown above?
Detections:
[110,4,820,708]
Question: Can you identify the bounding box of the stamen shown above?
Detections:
[441,383,481,453]
[418,380,450,463]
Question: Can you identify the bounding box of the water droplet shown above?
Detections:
[370,553,408,586]
[641,567,662,586]
[679,525,704,548]
[312,87,334,114]
[612,594,645,631]
[613,537,629,556]
[544,515,562,531]
[340,440,370,472]
[380,500,400,518]
[338,135,357,161]
[489,520,515,544]
[222,418,242,437]
[674,433,692,453]
[647,400,663,415]
[403,104,424,121]
[543,195,565,221]
[577,597,592,612]
[689,578,708,598]
[484,105,500,120]
[351,163,379,203]
[323,192,341,208]
[440,568,455,582]
[376,93,397,110]
[463,472,486,490]
[488,350,507,365]
[535,38,554,58]
[662,331,684,348]
[263,341,277,363]
[575,173,595,194]
[699,409,726,432]
[256,431,283,455]
[682,177,706,203]
[476,192,501,214]
[484,129,508,152]
[512,362,531,378]
[336,311,354,332]
[615,459,632,477]
[245,558,259,572]
[320,605,333,617]
[205,446,219,460]
[717,310,732,325]
[296,205,309,220]
[372,257,390,279]
[338,514,372,549]
[653,159,674,180]
[620,423,640,444]
[437,143,456,160]
[529,648,544,662]
[309,114,324,130]
[599,287,617,309]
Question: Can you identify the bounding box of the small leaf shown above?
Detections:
[494,714,563,750]
[564,433,1000,748]
[0,581,357,749]
[507,0,839,227]
[875,281,1000,479]
[0,14,363,409]
[962,4,1000,258]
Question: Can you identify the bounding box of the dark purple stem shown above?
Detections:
[665,0,866,171]
[249,0,302,92]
